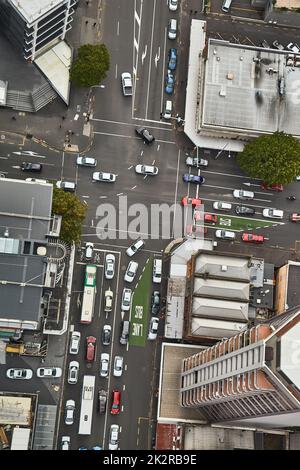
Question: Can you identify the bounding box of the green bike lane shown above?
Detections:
[204,212,285,232]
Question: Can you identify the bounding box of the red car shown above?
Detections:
[242,233,264,244]
[260,182,283,192]
[204,213,218,224]
[86,336,96,361]
[290,213,300,223]
[110,390,121,415]
[181,196,202,206]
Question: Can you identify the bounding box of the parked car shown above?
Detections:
[183,174,205,184]
[204,213,218,224]
[102,324,111,346]
[109,424,119,450]
[6,368,33,380]
[121,288,132,311]
[185,156,208,167]
[135,164,158,176]
[76,156,97,166]
[61,436,70,450]
[121,72,133,96]
[124,260,138,283]
[104,289,113,313]
[262,208,284,219]
[110,390,121,415]
[100,353,110,377]
[181,196,202,206]
[213,201,232,211]
[290,213,300,223]
[68,361,79,384]
[69,331,81,355]
[153,258,162,284]
[235,206,255,216]
[86,336,96,362]
[168,48,177,71]
[260,182,283,192]
[120,320,130,345]
[215,230,236,240]
[272,40,284,50]
[98,389,107,414]
[92,171,117,183]
[151,291,160,316]
[233,189,254,200]
[242,233,264,244]
[260,40,270,48]
[135,127,155,144]
[286,42,300,53]
[168,18,177,40]
[21,162,42,172]
[165,72,175,94]
[56,181,76,192]
[105,253,115,279]
[148,317,159,340]
[37,367,62,378]
[126,238,145,256]
[168,0,178,11]
[65,399,75,425]
[113,356,124,377]
[85,242,94,259]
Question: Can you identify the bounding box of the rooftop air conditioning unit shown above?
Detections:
[221,265,228,272]
[226,73,234,80]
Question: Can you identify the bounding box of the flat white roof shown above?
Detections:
[280,322,300,389]
[10,0,63,24]
[34,41,71,104]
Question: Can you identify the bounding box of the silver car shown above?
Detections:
[69,331,81,355]
[100,353,110,377]
[113,356,124,377]
[105,253,115,280]
[124,260,138,283]
[135,164,158,176]
[76,156,97,166]
[109,424,119,450]
[121,288,132,312]
[65,399,75,425]
[92,171,117,183]
[6,368,33,380]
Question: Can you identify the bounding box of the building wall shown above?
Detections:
[275,265,288,314]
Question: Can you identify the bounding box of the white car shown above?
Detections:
[233,189,254,200]
[148,317,159,340]
[85,242,94,259]
[213,201,232,211]
[104,289,113,313]
[126,238,145,257]
[262,208,284,219]
[61,436,70,450]
[124,260,138,283]
[100,353,110,377]
[168,0,178,11]
[121,288,132,312]
[65,399,75,425]
[69,331,81,355]
[56,180,76,192]
[109,424,119,450]
[92,171,117,183]
[105,253,115,279]
[113,356,124,377]
[135,164,158,176]
[68,361,79,384]
[37,367,62,378]
[25,178,48,184]
[215,230,236,240]
[287,42,300,54]
[76,156,97,166]
[6,368,33,380]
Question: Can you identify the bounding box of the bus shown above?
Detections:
[78,375,95,435]
[80,265,97,324]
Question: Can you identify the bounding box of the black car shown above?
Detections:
[98,390,107,414]
[21,162,42,172]
[235,205,255,216]
[102,325,111,346]
[135,127,155,144]
[151,291,160,316]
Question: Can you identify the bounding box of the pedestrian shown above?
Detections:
[62,116,65,120]
[59,124,62,128]
[194,10,198,14]
[93,22,97,27]
[86,0,89,5]
[160,112,163,119]
[85,20,88,25]
[11,116,16,120]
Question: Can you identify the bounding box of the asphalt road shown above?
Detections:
[1,0,300,452]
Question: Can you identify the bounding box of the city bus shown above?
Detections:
[80,265,97,324]
[78,375,95,435]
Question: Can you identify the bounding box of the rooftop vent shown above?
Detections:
[226,73,234,80]
[221,265,228,272]
[37,246,47,256]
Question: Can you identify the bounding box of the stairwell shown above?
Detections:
[5,81,57,113]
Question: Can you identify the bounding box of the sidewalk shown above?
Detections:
[0,0,102,153]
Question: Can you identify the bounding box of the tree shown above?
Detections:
[70,44,110,87]
[52,187,87,244]
[237,132,300,184]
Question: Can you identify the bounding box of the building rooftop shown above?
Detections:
[194,252,251,281]
[202,39,300,137]
[184,425,255,450]
[276,0,300,7]
[10,0,63,24]
[287,263,300,310]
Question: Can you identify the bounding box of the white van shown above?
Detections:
[56,180,76,192]
[168,19,177,40]
[163,100,172,119]
[222,0,232,13]
[213,201,232,211]
[153,258,162,284]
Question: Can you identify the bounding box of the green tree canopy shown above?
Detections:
[70,44,110,87]
[237,132,300,184]
[52,187,87,244]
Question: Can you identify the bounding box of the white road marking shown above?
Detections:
[160,27,167,114]
[116,192,123,196]
[99,195,108,199]
[145,0,156,119]
[202,169,262,182]
[122,384,126,390]
[92,117,173,131]
[142,44,148,64]
[117,21,120,36]
[81,195,90,198]
[0,157,8,159]
[155,46,160,67]
[115,63,118,79]
[131,185,137,189]
[172,149,181,238]
[128,165,133,170]
[134,10,141,26]
[157,145,160,151]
